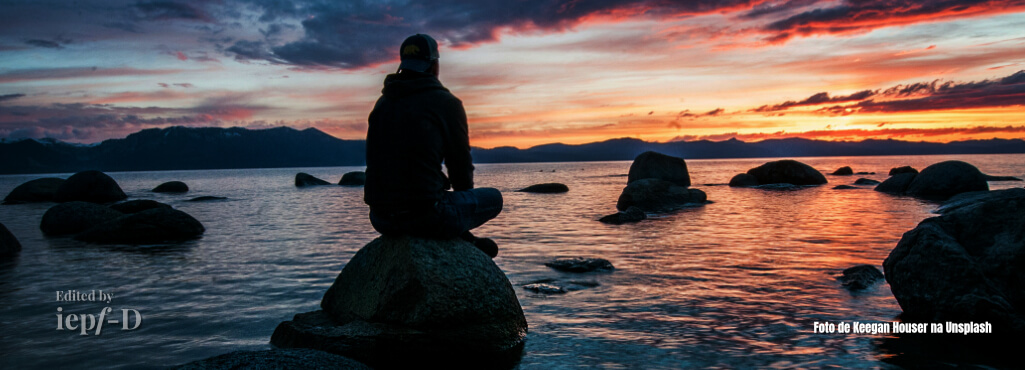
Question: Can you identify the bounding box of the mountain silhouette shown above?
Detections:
[1,126,1023,174]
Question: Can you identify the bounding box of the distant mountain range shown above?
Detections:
[1,126,1024,174]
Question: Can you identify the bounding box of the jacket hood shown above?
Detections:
[382,72,449,98]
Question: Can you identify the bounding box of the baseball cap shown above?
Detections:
[398,34,439,72]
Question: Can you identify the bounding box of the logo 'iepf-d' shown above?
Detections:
[403,45,420,56]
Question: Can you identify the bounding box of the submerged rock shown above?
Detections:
[54,170,127,204]
[627,151,691,187]
[272,236,527,368]
[186,196,227,202]
[0,222,22,258]
[905,161,988,200]
[545,257,615,273]
[728,173,759,187]
[616,178,706,212]
[598,206,646,225]
[172,349,370,370]
[109,199,171,214]
[75,208,205,244]
[153,181,189,193]
[338,171,366,186]
[40,201,123,236]
[838,265,884,290]
[746,160,827,186]
[833,185,858,190]
[883,188,1025,334]
[3,177,65,204]
[854,178,881,185]
[523,283,567,294]
[983,175,1023,182]
[889,166,918,176]
[517,183,569,193]
[295,172,331,187]
[832,166,854,176]
[874,173,917,195]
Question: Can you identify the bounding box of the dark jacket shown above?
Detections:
[364,71,473,211]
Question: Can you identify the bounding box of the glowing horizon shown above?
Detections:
[1,1,1024,149]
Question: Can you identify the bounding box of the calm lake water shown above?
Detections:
[1,154,1023,369]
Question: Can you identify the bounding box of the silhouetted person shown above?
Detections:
[364,33,502,258]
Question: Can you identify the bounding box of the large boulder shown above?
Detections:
[272,236,528,368]
[627,151,690,187]
[0,222,22,258]
[728,173,759,187]
[75,208,205,244]
[905,160,988,200]
[832,166,854,176]
[883,188,1025,335]
[40,201,123,236]
[109,200,172,214]
[889,166,918,176]
[53,171,127,204]
[616,178,706,212]
[338,171,366,186]
[3,177,65,204]
[152,181,189,193]
[172,349,370,370]
[875,173,917,195]
[746,160,827,186]
[295,173,331,187]
[517,183,569,193]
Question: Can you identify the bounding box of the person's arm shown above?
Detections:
[445,100,474,191]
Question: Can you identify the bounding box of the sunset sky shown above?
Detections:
[1,0,1024,148]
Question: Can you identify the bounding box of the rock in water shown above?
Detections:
[598,206,646,225]
[746,160,827,186]
[854,178,881,185]
[833,185,858,190]
[171,349,371,370]
[517,183,569,193]
[40,202,123,236]
[838,265,883,290]
[627,151,691,187]
[109,200,172,214]
[523,283,567,294]
[3,177,65,204]
[186,196,227,202]
[874,173,917,195]
[832,166,854,176]
[272,236,528,368]
[545,257,615,272]
[728,173,759,187]
[54,171,127,204]
[295,172,331,187]
[75,208,205,244]
[905,160,988,200]
[984,175,1023,182]
[889,166,918,176]
[338,171,366,186]
[616,178,706,212]
[0,222,22,258]
[883,188,1025,334]
[153,181,189,193]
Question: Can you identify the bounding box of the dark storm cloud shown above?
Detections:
[0,94,27,103]
[816,70,1025,115]
[227,0,762,68]
[759,0,1025,43]
[752,89,876,112]
[25,39,64,49]
[131,1,210,21]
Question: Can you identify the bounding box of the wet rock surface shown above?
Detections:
[517,183,569,193]
[884,188,1025,335]
[3,178,65,204]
